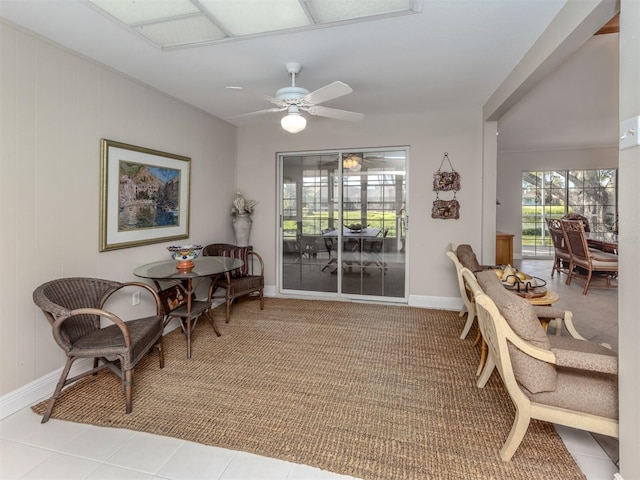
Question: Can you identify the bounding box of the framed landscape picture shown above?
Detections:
[99,139,191,251]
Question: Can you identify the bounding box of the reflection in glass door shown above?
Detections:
[279,149,407,301]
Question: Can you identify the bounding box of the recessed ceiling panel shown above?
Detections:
[305,0,416,23]
[89,0,200,25]
[199,0,310,36]
[86,0,421,49]
[136,16,226,47]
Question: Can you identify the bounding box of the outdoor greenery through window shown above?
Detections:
[522,169,617,257]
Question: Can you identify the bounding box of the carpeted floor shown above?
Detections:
[33,298,585,480]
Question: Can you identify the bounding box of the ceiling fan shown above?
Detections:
[226,62,364,133]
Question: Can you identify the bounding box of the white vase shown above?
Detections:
[232,214,252,246]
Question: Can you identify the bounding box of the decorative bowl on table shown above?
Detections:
[167,244,203,270]
[502,272,547,298]
[345,223,365,233]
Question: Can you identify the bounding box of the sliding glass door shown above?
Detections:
[279,149,407,301]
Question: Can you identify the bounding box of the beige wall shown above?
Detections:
[496,147,619,258]
[0,23,238,396]
[234,108,485,303]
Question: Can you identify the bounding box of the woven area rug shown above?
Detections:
[33,298,585,480]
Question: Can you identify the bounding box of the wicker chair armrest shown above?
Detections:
[53,308,133,349]
[248,250,265,276]
[551,348,617,375]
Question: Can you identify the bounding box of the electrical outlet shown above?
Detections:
[132,291,141,306]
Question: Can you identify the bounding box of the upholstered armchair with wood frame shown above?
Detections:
[202,243,264,323]
[33,277,165,423]
[561,219,618,295]
[462,269,617,461]
[451,257,575,381]
[446,243,477,340]
[447,243,572,341]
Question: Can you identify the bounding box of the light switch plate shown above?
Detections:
[620,115,640,150]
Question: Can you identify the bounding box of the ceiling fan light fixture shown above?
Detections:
[343,154,362,170]
[281,109,307,134]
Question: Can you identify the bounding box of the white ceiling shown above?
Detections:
[0,1,569,123]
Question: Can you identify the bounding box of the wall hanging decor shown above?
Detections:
[99,139,191,251]
[432,198,460,219]
[432,152,461,219]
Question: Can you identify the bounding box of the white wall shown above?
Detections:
[496,147,619,257]
[234,108,485,304]
[0,22,237,396]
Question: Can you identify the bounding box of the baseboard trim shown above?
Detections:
[409,295,462,311]
[0,358,93,420]
[0,320,188,421]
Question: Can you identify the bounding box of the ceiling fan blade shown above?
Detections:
[226,86,284,106]
[302,81,353,105]
[224,107,286,120]
[306,105,364,122]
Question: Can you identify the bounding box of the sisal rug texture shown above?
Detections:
[33,298,585,480]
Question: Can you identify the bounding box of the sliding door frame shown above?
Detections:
[277,147,409,302]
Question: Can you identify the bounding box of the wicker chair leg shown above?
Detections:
[157,337,165,369]
[42,357,74,423]
[259,289,264,310]
[124,369,133,414]
[225,296,232,323]
[205,311,221,336]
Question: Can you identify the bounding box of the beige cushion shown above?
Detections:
[526,367,618,419]
[476,271,557,393]
[456,245,482,271]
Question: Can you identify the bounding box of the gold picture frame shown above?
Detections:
[99,139,191,251]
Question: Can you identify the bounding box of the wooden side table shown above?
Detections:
[496,231,514,265]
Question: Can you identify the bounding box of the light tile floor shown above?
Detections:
[0,259,618,480]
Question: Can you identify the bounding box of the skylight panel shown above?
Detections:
[86,0,421,49]
[89,0,200,25]
[198,0,310,37]
[136,16,227,48]
[304,0,416,23]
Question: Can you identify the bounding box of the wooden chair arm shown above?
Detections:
[503,327,556,364]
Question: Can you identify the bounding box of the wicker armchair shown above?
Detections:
[464,270,618,461]
[202,243,264,323]
[32,277,165,423]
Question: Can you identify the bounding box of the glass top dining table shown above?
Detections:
[134,256,243,358]
[133,256,243,280]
